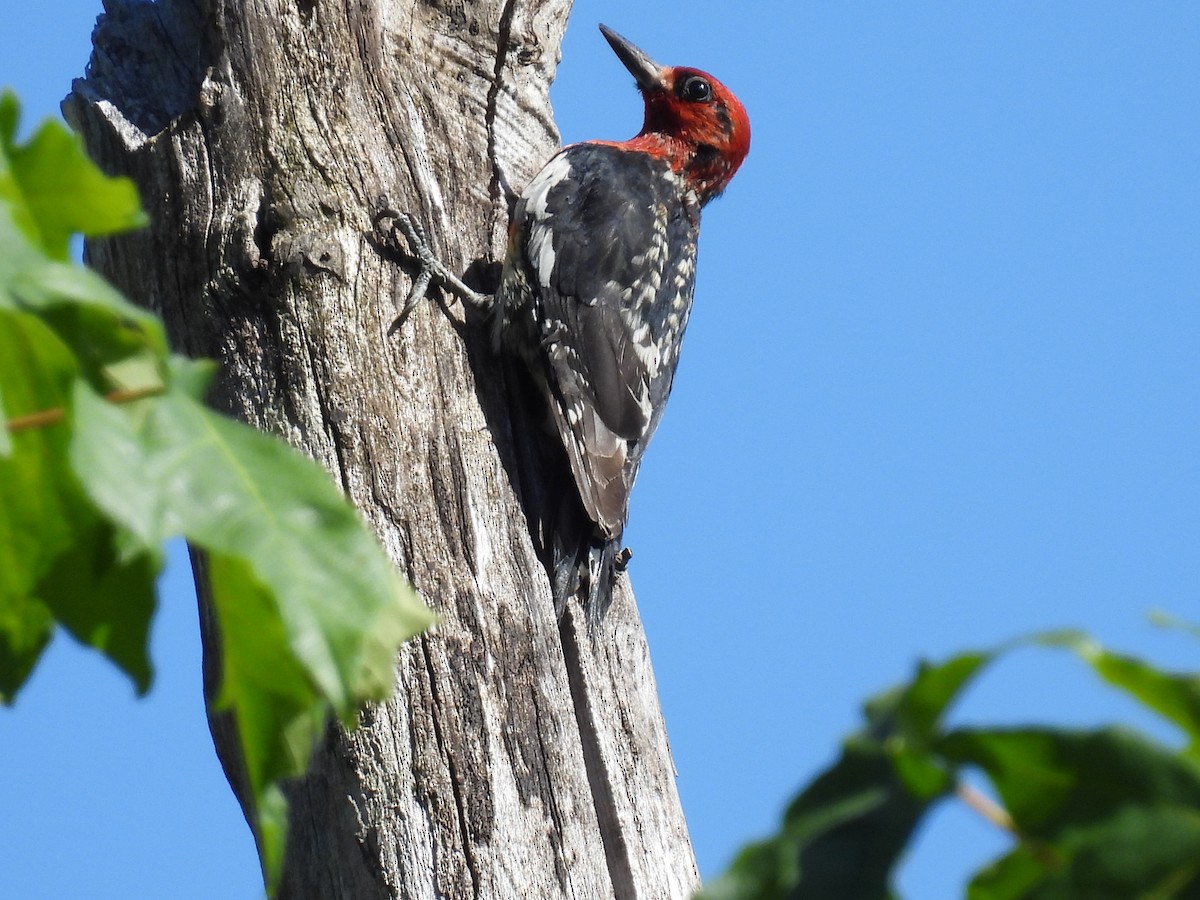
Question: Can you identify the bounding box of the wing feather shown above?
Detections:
[502,143,698,536]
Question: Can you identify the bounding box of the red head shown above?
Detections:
[600,25,751,204]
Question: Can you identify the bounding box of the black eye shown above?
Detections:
[678,76,712,103]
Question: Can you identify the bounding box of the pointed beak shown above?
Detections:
[599,24,668,93]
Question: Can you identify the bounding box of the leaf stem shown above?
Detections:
[5,385,164,433]
[957,781,1015,834]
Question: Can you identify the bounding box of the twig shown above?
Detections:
[5,385,165,433]
[957,781,1015,834]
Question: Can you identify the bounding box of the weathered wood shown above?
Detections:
[66,1,698,896]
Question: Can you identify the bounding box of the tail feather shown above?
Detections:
[551,527,622,624]
[502,357,623,623]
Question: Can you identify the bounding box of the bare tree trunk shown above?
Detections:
[66,1,698,897]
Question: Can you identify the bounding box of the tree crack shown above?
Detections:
[420,638,484,898]
[558,615,638,900]
[486,0,521,243]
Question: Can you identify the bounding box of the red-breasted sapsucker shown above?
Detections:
[391,25,750,621]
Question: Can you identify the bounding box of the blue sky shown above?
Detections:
[3,3,1199,898]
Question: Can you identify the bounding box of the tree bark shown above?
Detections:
[66,1,698,897]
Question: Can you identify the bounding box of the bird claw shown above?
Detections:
[374,204,492,327]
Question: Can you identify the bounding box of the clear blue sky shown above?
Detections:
[4,3,1199,898]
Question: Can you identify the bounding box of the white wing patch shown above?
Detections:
[530,229,557,289]
[523,152,573,218]
[520,153,574,290]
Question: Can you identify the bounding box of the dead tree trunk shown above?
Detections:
[66,1,697,897]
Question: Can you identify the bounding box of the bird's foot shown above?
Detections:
[374,201,493,326]
[615,547,633,572]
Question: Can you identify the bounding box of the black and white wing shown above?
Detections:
[499,142,701,538]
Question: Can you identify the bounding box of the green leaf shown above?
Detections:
[164,354,217,402]
[207,552,328,878]
[0,89,145,259]
[0,308,76,701]
[0,312,157,696]
[789,741,932,899]
[207,551,328,788]
[69,382,162,546]
[890,743,954,800]
[1,167,164,399]
[0,189,172,700]
[0,308,78,604]
[255,783,292,888]
[939,726,1200,840]
[0,204,43,305]
[1059,807,1200,898]
[970,807,1200,899]
[698,649,1003,899]
[1149,611,1200,642]
[705,635,1200,900]
[0,592,53,703]
[1037,631,1200,757]
[699,740,927,900]
[697,650,987,900]
[10,259,167,390]
[0,92,18,146]
[861,649,997,801]
[697,842,792,900]
[34,518,159,695]
[967,844,1055,900]
[141,395,435,713]
[69,382,434,885]
[887,650,997,745]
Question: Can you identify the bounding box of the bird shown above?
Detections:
[388,24,750,622]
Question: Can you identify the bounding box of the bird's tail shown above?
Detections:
[550,517,623,625]
[501,358,623,624]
